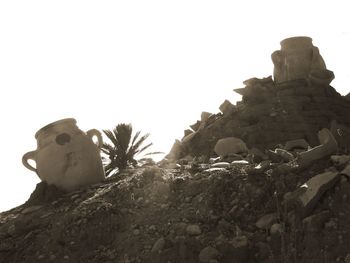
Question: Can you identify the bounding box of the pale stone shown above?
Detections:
[214,137,248,157]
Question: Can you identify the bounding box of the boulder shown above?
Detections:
[214,137,248,157]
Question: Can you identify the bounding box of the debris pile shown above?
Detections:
[167,37,350,161]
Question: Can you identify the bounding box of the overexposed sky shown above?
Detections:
[0,0,349,212]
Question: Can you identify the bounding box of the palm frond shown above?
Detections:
[102,130,119,148]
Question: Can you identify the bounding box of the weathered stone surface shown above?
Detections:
[190,121,201,132]
[341,164,350,178]
[214,137,248,157]
[201,112,212,122]
[292,171,339,217]
[284,139,309,151]
[302,210,331,232]
[184,129,193,137]
[198,246,219,262]
[219,100,235,116]
[166,139,185,161]
[186,224,202,236]
[256,212,277,229]
[298,128,338,169]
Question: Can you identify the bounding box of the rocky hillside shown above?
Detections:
[1,36,350,263]
[166,76,350,161]
[1,148,350,263]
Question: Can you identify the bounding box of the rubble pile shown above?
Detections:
[167,37,350,161]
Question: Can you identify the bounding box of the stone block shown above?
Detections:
[292,171,339,217]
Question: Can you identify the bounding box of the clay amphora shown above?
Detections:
[271,36,326,83]
[22,118,105,191]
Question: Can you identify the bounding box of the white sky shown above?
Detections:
[0,0,349,212]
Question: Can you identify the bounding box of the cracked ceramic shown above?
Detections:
[22,118,105,191]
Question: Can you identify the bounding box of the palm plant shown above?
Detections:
[101,123,160,176]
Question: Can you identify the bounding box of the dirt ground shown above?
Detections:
[0,157,350,263]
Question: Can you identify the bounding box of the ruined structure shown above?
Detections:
[167,36,350,160]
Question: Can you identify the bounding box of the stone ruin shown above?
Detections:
[166,36,350,161]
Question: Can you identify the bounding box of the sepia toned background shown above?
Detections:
[0,0,349,212]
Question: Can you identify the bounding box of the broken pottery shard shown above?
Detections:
[298,128,338,169]
[284,139,309,151]
[219,100,235,116]
[293,171,339,218]
[214,137,248,157]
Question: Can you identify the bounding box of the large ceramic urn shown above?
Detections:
[271,36,328,83]
[22,118,105,191]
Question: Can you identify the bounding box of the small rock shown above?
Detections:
[64,255,69,260]
[151,237,166,252]
[133,229,141,235]
[284,139,309,151]
[21,205,42,214]
[256,213,277,229]
[38,255,45,260]
[270,223,283,235]
[198,246,219,262]
[186,224,202,236]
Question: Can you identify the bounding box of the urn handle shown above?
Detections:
[22,151,37,173]
[87,129,103,149]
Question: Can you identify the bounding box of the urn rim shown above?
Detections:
[280,36,313,49]
[35,118,77,139]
